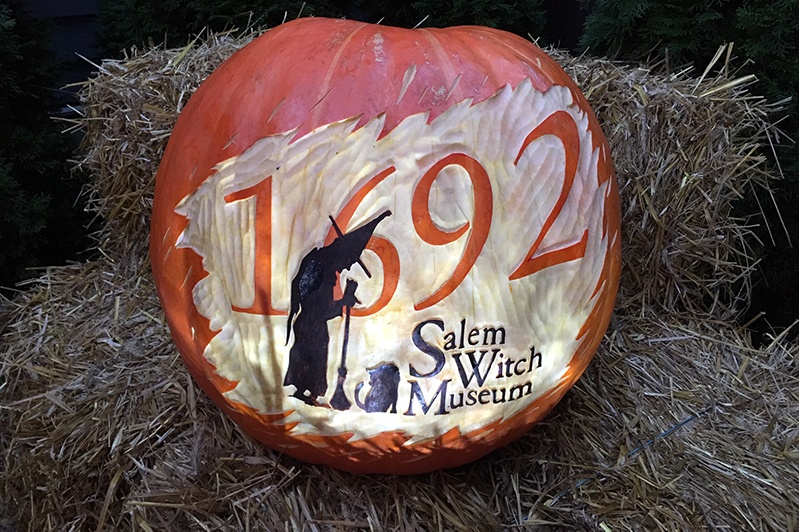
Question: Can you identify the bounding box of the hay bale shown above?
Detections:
[556,51,775,322]
[1,32,796,531]
[72,33,248,261]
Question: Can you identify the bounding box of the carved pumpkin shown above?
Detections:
[150,17,621,474]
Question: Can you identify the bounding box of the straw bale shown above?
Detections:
[551,50,775,322]
[2,31,796,531]
[69,32,252,261]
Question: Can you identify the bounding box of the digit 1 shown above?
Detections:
[412,153,493,311]
[223,176,287,316]
[509,111,589,281]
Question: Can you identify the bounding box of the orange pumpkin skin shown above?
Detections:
[150,17,621,474]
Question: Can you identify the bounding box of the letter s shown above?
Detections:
[409,319,446,378]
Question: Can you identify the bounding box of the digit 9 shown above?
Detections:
[411,153,493,310]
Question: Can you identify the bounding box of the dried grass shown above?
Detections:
[2,32,797,531]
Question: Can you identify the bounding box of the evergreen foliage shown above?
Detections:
[734,0,799,178]
[98,0,344,55]
[580,0,799,181]
[0,3,92,288]
[385,0,546,35]
[97,0,547,56]
[581,0,735,65]
[577,0,648,58]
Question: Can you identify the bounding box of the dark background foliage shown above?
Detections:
[96,0,550,53]
[581,0,798,188]
[0,1,93,288]
[4,0,797,338]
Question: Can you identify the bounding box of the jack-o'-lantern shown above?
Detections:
[150,17,621,474]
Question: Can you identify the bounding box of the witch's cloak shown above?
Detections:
[283,210,391,404]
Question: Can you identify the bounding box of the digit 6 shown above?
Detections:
[326,167,400,317]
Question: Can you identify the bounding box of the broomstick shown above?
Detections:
[329,215,363,411]
[330,302,352,411]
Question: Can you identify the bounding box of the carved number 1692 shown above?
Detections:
[225,111,589,317]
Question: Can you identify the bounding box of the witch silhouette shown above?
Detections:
[283,210,391,407]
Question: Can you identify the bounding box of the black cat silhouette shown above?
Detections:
[354,363,400,413]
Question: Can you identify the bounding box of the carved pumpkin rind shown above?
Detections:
[151,18,621,474]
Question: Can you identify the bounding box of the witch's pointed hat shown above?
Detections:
[326,210,392,273]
